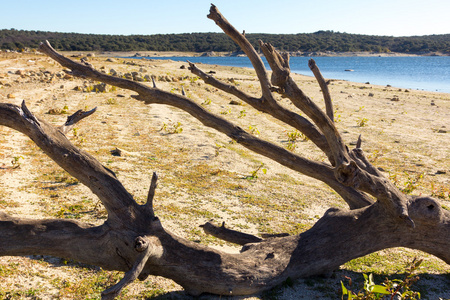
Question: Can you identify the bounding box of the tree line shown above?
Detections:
[1,29,449,54]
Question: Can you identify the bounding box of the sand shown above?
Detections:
[0,50,449,299]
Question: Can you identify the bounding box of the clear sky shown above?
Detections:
[1,0,449,37]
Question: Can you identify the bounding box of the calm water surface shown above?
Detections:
[133,56,450,93]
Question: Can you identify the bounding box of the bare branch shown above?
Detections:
[59,107,97,134]
[308,59,334,122]
[207,5,275,103]
[145,172,158,215]
[102,237,154,300]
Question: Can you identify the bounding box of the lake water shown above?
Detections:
[131,55,450,93]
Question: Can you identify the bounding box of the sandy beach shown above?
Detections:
[0,50,449,299]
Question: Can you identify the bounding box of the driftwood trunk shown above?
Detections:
[0,4,448,299]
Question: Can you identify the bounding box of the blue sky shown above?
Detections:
[1,0,449,36]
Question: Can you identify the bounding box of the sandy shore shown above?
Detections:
[59,50,448,58]
[0,51,449,299]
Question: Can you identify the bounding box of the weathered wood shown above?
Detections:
[0,4,448,299]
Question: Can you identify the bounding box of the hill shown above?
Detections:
[1,29,450,54]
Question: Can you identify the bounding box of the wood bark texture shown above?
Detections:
[0,4,448,299]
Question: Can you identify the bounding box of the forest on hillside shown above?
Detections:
[1,29,449,54]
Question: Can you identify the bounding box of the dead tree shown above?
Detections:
[0,4,449,299]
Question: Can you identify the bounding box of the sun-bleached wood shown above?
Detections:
[0,4,448,299]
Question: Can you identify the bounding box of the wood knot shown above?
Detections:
[408,196,443,224]
[134,236,149,252]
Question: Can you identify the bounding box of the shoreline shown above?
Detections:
[60,50,449,58]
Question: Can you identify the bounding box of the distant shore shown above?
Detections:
[89,50,449,58]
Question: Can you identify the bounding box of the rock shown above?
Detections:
[110,148,122,156]
[92,82,107,92]
[7,93,15,99]
[139,68,147,73]
[229,100,241,105]
[109,69,117,76]
[368,93,374,97]
[201,51,217,57]
[86,53,95,57]
[391,96,400,101]
[63,74,73,80]
[106,58,116,62]
[180,65,186,69]
[48,108,62,115]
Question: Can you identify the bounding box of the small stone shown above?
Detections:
[7,93,15,99]
[229,100,241,105]
[391,96,400,101]
[110,148,122,156]
[368,93,374,97]
[92,82,107,92]
[48,108,61,115]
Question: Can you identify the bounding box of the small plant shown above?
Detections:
[238,110,247,118]
[430,182,450,200]
[402,172,424,195]
[11,156,24,169]
[248,125,260,135]
[244,163,267,180]
[201,98,211,106]
[215,143,225,157]
[106,97,117,105]
[357,117,369,127]
[160,121,183,134]
[341,258,422,300]
[285,130,308,151]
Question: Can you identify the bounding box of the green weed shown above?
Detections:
[357,117,369,127]
[341,258,422,300]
